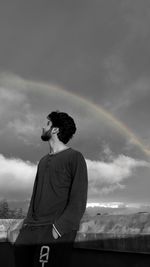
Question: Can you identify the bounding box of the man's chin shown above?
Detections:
[41,135,50,142]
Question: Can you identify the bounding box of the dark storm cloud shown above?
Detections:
[0,0,150,205]
[0,0,150,125]
[0,0,140,100]
[1,73,148,162]
[0,74,134,160]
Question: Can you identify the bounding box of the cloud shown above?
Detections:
[0,76,48,146]
[122,0,150,39]
[0,79,42,145]
[0,73,130,153]
[7,113,41,145]
[113,77,150,149]
[0,73,92,145]
[103,54,127,87]
[0,148,149,204]
[86,153,150,199]
[0,154,36,201]
[0,87,27,120]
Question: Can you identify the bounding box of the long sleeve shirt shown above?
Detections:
[23,147,88,236]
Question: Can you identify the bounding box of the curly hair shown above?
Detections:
[47,110,77,144]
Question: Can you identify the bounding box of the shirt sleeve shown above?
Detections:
[53,152,88,236]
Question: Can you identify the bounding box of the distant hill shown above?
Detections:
[85,205,150,217]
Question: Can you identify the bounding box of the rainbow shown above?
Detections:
[42,83,150,157]
[1,73,150,157]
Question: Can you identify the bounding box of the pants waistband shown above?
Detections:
[23,223,53,228]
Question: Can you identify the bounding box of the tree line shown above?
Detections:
[0,199,26,219]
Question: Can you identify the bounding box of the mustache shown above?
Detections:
[42,127,46,134]
[42,127,51,134]
[41,128,51,141]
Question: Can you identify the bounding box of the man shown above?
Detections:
[14,110,88,267]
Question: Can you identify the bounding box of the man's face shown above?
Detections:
[41,119,53,142]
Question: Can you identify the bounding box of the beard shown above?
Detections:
[41,128,52,141]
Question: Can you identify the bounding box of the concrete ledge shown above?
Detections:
[1,242,150,267]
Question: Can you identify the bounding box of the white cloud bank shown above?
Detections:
[0,152,149,202]
[86,154,150,197]
[0,154,36,201]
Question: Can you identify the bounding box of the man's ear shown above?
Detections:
[52,127,59,134]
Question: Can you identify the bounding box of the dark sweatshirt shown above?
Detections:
[23,147,88,236]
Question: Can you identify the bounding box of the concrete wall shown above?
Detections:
[0,242,150,267]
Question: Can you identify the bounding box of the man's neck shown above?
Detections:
[48,141,69,155]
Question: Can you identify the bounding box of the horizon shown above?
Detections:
[2,199,150,211]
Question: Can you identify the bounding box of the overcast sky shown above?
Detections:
[0,0,150,207]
